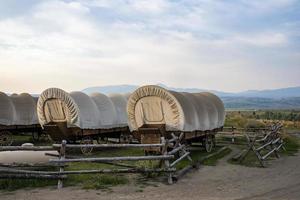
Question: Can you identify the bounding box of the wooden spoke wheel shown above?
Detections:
[80,136,94,155]
[0,131,13,146]
[119,133,131,144]
[205,135,214,153]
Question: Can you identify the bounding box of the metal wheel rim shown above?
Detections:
[120,134,130,144]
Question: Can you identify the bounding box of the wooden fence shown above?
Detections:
[0,125,285,189]
[219,126,270,144]
[0,134,199,189]
[232,123,285,167]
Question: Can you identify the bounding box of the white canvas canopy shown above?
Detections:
[0,92,38,126]
[10,93,39,125]
[108,94,128,127]
[0,92,15,126]
[90,93,117,128]
[37,88,128,129]
[127,85,225,132]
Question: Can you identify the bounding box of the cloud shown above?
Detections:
[0,0,299,93]
[129,0,170,13]
[234,32,288,47]
[241,0,297,11]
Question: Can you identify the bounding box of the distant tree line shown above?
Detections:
[253,111,300,121]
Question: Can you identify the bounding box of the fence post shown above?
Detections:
[161,137,173,184]
[57,140,66,189]
[231,126,235,143]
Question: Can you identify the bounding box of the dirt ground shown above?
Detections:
[1,149,300,200]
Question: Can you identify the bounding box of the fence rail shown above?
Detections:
[49,155,174,163]
[0,146,54,151]
[219,126,276,144]
[52,143,164,148]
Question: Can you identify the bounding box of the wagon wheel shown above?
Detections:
[80,136,94,155]
[0,131,13,146]
[120,133,131,144]
[205,135,214,153]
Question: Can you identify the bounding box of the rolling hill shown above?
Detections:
[82,84,300,110]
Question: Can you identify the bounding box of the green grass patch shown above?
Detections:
[0,162,131,191]
[216,135,248,144]
[12,134,52,146]
[281,135,300,156]
[67,174,129,190]
[0,178,57,191]
[202,148,232,166]
[175,146,231,169]
[11,135,33,145]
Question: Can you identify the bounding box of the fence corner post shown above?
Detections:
[57,140,67,189]
[231,126,235,143]
[161,137,173,184]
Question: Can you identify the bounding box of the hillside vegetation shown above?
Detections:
[225,110,300,129]
[223,97,300,110]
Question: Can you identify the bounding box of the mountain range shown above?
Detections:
[82,84,300,110]
[82,84,300,98]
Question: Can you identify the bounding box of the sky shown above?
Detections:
[0,0,299,93]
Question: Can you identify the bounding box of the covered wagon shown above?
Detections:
[37,88,130,144]
[127,85,225,152]
[0,92,42,146]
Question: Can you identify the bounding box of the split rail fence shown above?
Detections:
[232,123,285,167]
[218,126,269,144]
[0,134,199,189]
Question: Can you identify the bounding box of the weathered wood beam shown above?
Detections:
[0,167,176,176]
[50,155,174,163]
[53,143,164,148]
[170,152,190,168]
[168,145,186,155]
[199,146,228,163]
[0,146,54,151]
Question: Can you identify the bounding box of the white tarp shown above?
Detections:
[37,88,128,129]
[90,93,117,128]
[108,93,128,127]
[0,92,38,126]
[0,92,15,126]
[127,85,225,132]
[10,93,39,125]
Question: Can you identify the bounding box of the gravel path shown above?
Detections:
[1,148,300,200]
